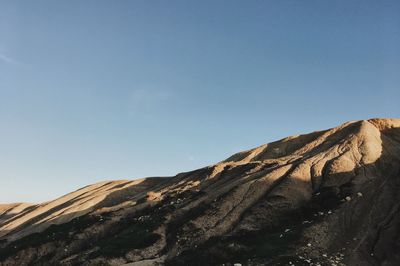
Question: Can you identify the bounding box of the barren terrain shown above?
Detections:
[1,118,400,266]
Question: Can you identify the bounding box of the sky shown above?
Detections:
[0,0,399,203]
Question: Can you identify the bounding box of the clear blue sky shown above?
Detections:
[1,1,399,203]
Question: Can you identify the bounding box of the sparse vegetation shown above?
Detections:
[90,204,167,258]
[0,214,104,261]
[93,214,163,257]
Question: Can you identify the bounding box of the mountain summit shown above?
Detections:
[1,118,400,266]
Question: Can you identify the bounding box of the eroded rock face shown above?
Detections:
[1,118,400,266]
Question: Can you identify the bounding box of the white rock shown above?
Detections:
[345,196,351,201]
[357,192,363,197]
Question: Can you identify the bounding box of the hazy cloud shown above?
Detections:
[129,88,172,112]
[0,52,20,66]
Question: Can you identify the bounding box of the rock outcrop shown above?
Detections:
[1,118,400,266]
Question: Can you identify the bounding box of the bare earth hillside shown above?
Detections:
[1,118,400,266]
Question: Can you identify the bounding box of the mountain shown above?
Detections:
[1,118,400,266]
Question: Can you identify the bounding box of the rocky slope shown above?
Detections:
[1,118,400,266]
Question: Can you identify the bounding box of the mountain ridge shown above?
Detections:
[1,118,400,265]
